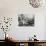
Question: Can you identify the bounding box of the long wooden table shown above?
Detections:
[5,39,46,46]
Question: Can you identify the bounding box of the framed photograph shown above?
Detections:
[18,14,35,26]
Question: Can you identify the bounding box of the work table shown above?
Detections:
[13,40,46,43]
[1,39,46,43]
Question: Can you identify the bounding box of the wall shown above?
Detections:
[0,0,46,40]
[44,15,46,40]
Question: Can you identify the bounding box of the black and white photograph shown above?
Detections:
[18,14,35,26]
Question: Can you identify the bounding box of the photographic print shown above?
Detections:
[18,14,35,26]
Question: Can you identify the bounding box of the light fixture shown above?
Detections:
[29,0,43,8]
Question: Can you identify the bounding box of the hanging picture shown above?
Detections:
[18,14,35,26]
